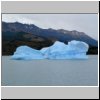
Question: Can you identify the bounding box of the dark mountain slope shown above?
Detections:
[2,22,98,55]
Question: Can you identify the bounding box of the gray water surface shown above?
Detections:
[1,55,98,86]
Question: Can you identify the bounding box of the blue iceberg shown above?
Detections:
[11,46,45,60]
[11,40,89,60]
[40,40,89,59]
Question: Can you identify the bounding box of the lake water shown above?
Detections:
[1,55,98,86]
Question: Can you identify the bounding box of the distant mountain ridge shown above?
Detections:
[2,21,98,55]
[2,21,98,46]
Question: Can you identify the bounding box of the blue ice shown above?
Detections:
[11,40,89,60]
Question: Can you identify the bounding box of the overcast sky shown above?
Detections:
[2,14,98,40]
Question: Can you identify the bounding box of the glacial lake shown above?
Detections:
[1,55,98,86]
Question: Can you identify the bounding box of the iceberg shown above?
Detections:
[11,40,89,60]
[11,46,45,60]
[40,40,89,59]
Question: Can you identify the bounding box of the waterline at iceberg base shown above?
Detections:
[11,40,89,60]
